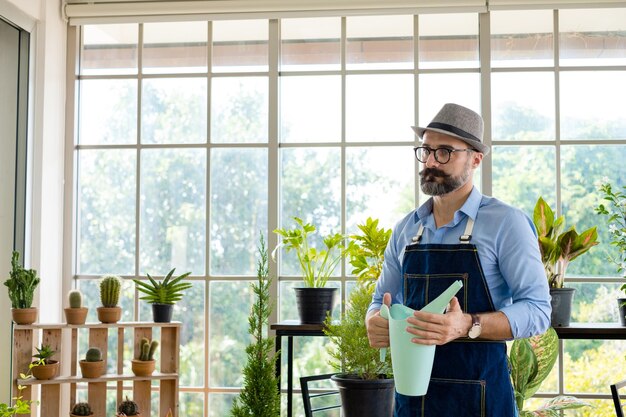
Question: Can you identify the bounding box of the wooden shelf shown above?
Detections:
[12,320,181,417]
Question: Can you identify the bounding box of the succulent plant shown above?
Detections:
[68,289,83,308]
[138,337,159,361]
[4,251,40,308]
[133,268,192,305]
[99,275,121,307]
[32,344,56,364]
[71,402,93,416]
[118,396,140,416]
[85,347,102,362]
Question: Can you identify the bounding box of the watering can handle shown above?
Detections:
[379,304,390,362]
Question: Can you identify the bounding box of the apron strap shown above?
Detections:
[459,217,475,244]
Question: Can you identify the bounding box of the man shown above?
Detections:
[366,103,551,416]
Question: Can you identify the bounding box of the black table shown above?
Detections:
[271,320,326,417]
[554,323,626,339]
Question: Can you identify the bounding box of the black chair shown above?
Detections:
[611,379,626,417]
[300,373,341,417]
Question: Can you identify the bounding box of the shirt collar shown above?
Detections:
[413,186,482,225]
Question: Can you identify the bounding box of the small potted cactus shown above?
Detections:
[79,347,105,378]
[70,402,93,417]
[97,275,122,323]
[30,344,59,380]
[4,251,40,324]
[117,396,140,416]
[64,289,88,325]
[131,337,158,377]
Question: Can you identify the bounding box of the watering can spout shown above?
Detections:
[420,280,464,314]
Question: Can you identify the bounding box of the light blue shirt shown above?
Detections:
[369,187,552,339]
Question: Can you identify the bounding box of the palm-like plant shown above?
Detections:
[133,268,192,305]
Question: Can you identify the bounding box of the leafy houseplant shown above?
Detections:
[64,289,88,325]
[131,337,159,377]
[324,218,394,417]
[273,216,349,323]
[132,268,192,323]
[509,327,589,416]
[0,363,38,416]
[79,347,105,378]
[231,234,281,417]
[97,275,122,323]
[533,197,599,326]
[4,251,40,324]
[30,344,59,380]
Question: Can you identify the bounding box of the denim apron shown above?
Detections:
[393,217,517,417]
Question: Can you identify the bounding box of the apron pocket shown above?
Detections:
[423,377,485,417]
[404,273,469,312]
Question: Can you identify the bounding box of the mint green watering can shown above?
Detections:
[379,280,463,396]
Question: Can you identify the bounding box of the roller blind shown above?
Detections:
[63,0,488,24]
[489,0,626,10]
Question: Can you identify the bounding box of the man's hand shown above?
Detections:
[366,293,392,348]
[404,296,471,345]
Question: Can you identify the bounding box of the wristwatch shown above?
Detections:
[468,313,482,339]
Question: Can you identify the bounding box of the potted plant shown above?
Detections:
[533,197,599,326]
[273,216,349,324]
[70,402,93,417]
[3,251,40,324]
[79,347,105,378]
[509,327,589,415]
[132,268,192,323]
[64,289,88,325]
[231,234,281,417]
[324,218,394,417]
[97,275,122,323]
[595,180,626,324]
[30,344,59,380]
[0,367,37,416]
[131,337,158,377]
[117,397,140,416]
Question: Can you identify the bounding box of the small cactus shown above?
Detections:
[100,275,121,307]
[68,289,83,308]
[138,338,158,361]
[118,396,140,416]
[71,402,92,416]
[84,347,102,362]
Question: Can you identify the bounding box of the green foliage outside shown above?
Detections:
[231,235,280,417]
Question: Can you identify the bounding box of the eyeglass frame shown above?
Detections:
[413,146,476,164]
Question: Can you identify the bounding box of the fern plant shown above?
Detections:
[133,268,192,305]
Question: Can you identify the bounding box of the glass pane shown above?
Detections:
[346,74,413,142]
[560,8,626,66]
[180,392,205,416]
[418,73,480,129]
[492,146,556,217]
[140,148,206,276]
[212,20,268,72]
[77,150,136,275]
[141,78,207,144]
[143,21,208,74]
[346,147,414,232]
[279,148,341,276]
[560,71,626,140]
[347,15,413,70]
[491,72,555,141]
[570,282,623,323]
[79,79,137,145]
[419,14,478,69]
[491,10,553,68]
[279,281,341,322]
[209,148,268,276]
[209,281,253,387]
[281,17,340,71]
[208,394,236,417]
[561,144,626,277]
[280,75,341,143]
[178,281,205,387]
[81,24,138,75]
[210,77,268,143]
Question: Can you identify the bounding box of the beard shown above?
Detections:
[419,160,472,196]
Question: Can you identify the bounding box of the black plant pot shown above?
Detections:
[294,287,337,324]
[549,287,575,327]
[331,374,395,417]
[617,298,626,326]
[152,303,174,323]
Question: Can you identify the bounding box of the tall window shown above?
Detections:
[71,9,626,416]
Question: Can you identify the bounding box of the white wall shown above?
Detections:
[0,0,66,403]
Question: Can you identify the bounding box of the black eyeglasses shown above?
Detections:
[413,146,475,164]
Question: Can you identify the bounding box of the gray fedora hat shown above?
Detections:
[411,103,489,155]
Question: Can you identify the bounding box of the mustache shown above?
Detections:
[419,168,450,179]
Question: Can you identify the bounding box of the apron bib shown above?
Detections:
[394,219,517,417]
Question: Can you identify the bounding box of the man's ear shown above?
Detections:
[472,151,483,169]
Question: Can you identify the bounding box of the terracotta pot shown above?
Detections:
[97,306,122,323]
[11,307,38,325]
[31,360,59,380]
[79,359,105,378]
[65,307,88,325]
[131,359,155,377]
